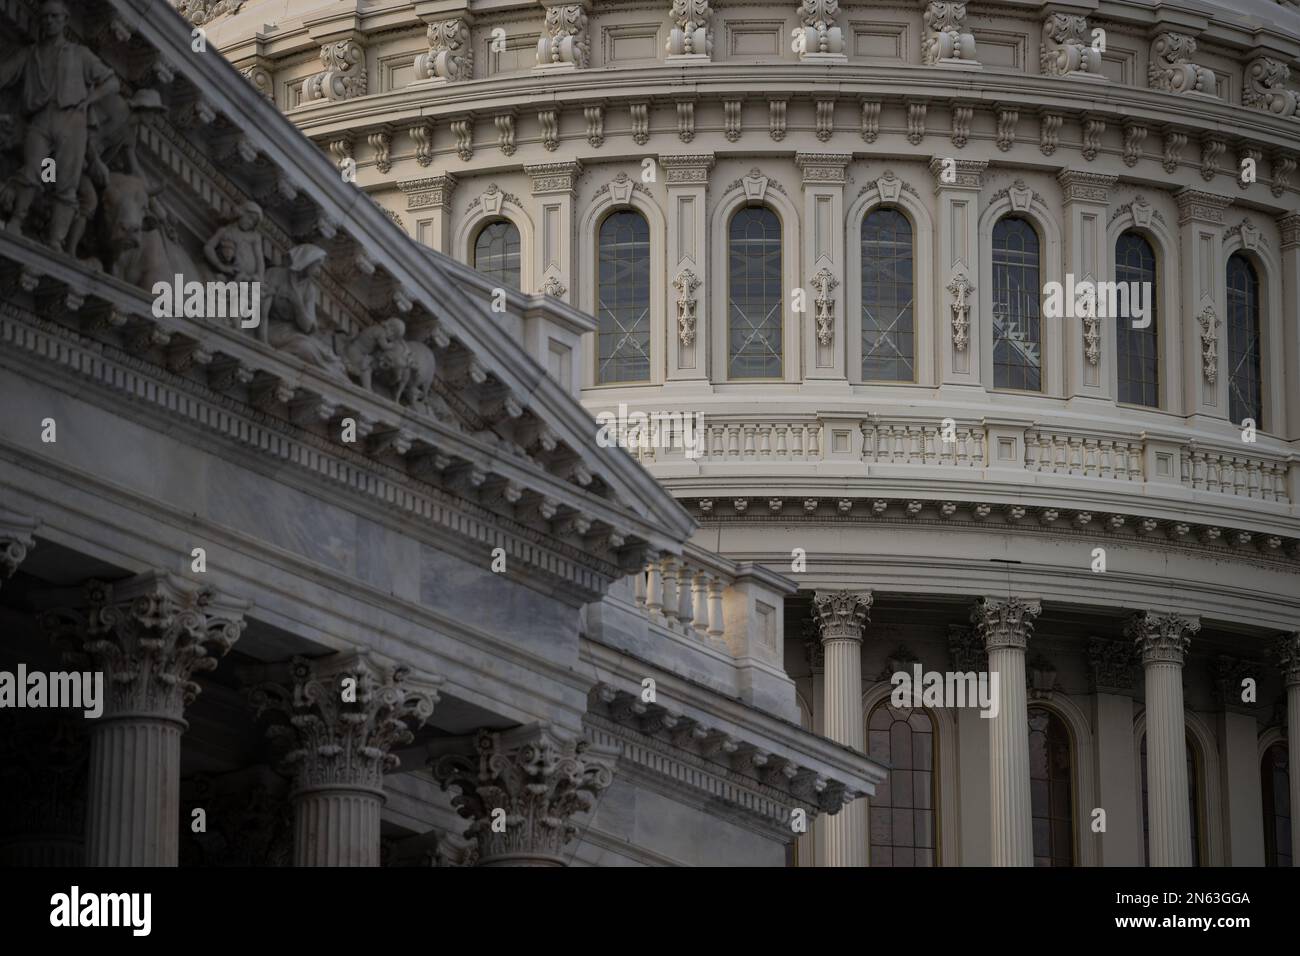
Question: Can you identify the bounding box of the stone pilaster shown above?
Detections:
[931,158,986,383]
[525,161,582,304]
[1087,637,1141,865]
[796,153,851,381]
[0,509,38,588]
[398,174,457,253]
[1279,215,1300,442]
[38,573,248,866]
[431,724,615,866]
[662,154,715,381]
[812,589,872,866]
[252,652,439,867]
[1127,611,1200,866]
[1058,171,1118,400]
[1175,189,1230,419]
[973,596,1040,866]
[1277,633,1300,865]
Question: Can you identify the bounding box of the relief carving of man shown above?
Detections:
[0,0,120,251]
[204,201,266,285]
[258,243,347,377]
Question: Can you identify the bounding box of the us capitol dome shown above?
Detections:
[83,0,1300,867]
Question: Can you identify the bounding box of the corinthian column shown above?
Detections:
[39,573,249,866]
[1277,633,1300,864]
[973,596,1041,866]
[431,724,615,866]
[1128,611,1200,866]
[252,653,439,867]
[812,589,872,866]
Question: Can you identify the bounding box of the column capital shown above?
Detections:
[1057,169,1118,204]
[1278,214,1300,250]
[1087,636,1139,694]
[930,157,987,190]
[396,173,457,209]
[38,572,249,721]
[1174,188,1229,225]
[431,724,615,866]
[948,623,988,670]
[660,153,716,184]
[0,509,38,585]
[795,151,852,185]
[524,160,583,195]
[1126,611,1200,665]
[1211,655,1260,714]
[252,652,440,794]
[812,590,872,643]
[1276,632,1300,687]
[972,597,1041,652]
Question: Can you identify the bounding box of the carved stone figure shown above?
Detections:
[340,317,407,392]
[204,201,265,285]
[259,244,347,377]
[0,0,120,251]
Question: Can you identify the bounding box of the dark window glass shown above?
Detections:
[867,703,936,867]
[595,210,651,383]
[861,208,915,381]
[728,206,783,378]
[1029,707,1074,866]
[1262,742,1292,867]
[1141,733,1202,865]
[1227,253,1262,429]
[472,220,521,289]
[1115,231,1159,407]
[991,217,1042,391]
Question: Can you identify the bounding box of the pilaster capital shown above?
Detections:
[1087,636,1139,694]
[1126,611,1199,665]
[1174,187,1229,225]
[1276,632,1300,687]
[1211,655,1260,714]
[38,573,249,721]
[660,153,716,185]
[1057,169,1118,204]
[251,652,440,794]
[812,590,872,643]
[431,724,615,866]
[795,151,852,185]
[524,160,583,195]
[930,157,987,190]
[948,623,988,671]
[0,509,38,584]
[397,173,457,210]
[972,597,1041,652]
[1278,214,1300,250]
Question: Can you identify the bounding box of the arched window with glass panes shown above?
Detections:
[1262,742,1291,867]
[1028,706,1074,866]
[727,206,783,379]
[1115,231,1159,407]
[861,208,915,381]
[595,210,651,384]
[1226,253,1263,429]
[472,219,521,289]
[991,216,1043,391]
[866,701,937,866]
[1140,731,1203,865]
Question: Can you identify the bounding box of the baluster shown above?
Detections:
[707,576,725,639]
[1098,440,1114,479]
[660,558,679,628]
[633,565,647,607]
[677,563,694,625]
[1234,458,1247,496]
[644,560,663,617]
[1179,450,1191,485]
[956,429,968,466]
[691,571,709,635]
[809,423,821,459]
[1024,431,1039,470]
[907,425,921,463]
[775,423,788,458]
[1247,461,1261,498]
[971,428,985,466]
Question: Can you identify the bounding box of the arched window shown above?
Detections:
[1115,231,1159,407]
[991,217,1043,391]
[595,210,651,384]
[1227,253,1262,429]
[1262,742,1291,867]
[1141,732,1202,865]
[1029,706,1074,866]
[861,208,915,381]
[867,701,936,866]
[472,220,521,289]
[728,206,782,379]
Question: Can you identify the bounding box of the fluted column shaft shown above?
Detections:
[1130,612,1200,866]
[85,716,182,866]
[812,590,872,867]
[974,597,1041,866]
[292,786,384,867]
